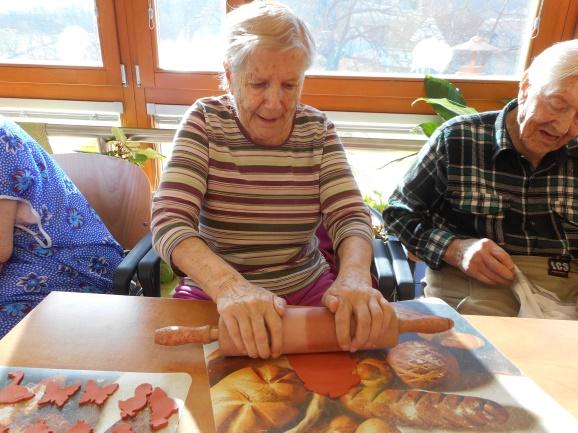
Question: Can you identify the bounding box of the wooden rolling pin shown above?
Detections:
[154,306,453,356]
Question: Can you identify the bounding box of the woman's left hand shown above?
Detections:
[322,270,394,352]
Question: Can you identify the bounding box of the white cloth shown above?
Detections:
[512,266,578,320]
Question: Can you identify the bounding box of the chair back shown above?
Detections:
[52,153,152,250]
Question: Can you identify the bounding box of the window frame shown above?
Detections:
[0,0,574,129]
[0,0,124,102]
[132,0,578,118]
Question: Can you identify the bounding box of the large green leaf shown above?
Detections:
[413,97,477,121]
[424,74,467,105]
[416,121,441,137]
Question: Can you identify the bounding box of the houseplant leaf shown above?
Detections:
[416,121,441,137]
[413,97,477,121]
[424,74,467,105]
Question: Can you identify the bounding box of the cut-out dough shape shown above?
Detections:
[67,421,93,433]
[79,380,119,406]
[287,352,360,398]
[38,381,81,408]
[0,371,34,404]
[110,424,135,433]
[119,383,153,419]
[149,386,179,430]
[23,421,53,433]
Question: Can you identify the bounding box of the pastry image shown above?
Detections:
[355,418,400,433]
[354,356,394,388]
[386,340,459,389]
[211,364,309,433]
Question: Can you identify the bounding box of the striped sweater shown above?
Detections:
[151,95,372,295]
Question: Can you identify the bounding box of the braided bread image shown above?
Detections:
[342,388,508,429]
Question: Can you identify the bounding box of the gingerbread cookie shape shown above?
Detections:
[79,379,119,406]
[38,380,81,408]
[149,386,179,430]
[118,383,153,419]
[110,424,135,433]
[0,371,34,404]
[66,421,93,433]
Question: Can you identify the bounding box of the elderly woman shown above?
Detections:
[151,0,394,359]
[0,117,124,338]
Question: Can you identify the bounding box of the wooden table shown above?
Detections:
[0,292,577,432]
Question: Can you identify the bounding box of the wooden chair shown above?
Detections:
[52,152,153,294]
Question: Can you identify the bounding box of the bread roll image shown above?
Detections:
[340,382,392,419]
[355,356,395,389]
[323,415,359,433]
[355,418,400,433]
[284,393,326,433]
[387,340,459,389]
[211,364,309,433]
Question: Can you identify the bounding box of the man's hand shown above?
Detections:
[322,271,394,352]
[444,238,515,285]
[215,279,286,359]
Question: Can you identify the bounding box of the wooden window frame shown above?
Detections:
[132,0,578,119]
[0,0,575,129]
[0,0,124,102]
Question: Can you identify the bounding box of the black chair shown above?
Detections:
[383,235,420,300]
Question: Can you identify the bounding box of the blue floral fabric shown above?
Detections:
[0,118,124,337]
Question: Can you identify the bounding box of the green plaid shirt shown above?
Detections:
[384,100,578,270]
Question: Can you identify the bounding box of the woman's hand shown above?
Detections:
[322,271,393,352]
[215,279,286,359]
[171,237,287,359]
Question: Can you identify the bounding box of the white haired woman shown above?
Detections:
[151,0,394,359]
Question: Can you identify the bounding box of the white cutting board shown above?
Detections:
[0,366,191,433]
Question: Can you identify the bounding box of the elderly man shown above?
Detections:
[384,39,578,316]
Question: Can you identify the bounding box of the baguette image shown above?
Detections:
[341,388,508,429]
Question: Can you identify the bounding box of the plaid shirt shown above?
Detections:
[384,100,578,270]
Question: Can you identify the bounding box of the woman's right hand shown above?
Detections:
[215,280,286,359]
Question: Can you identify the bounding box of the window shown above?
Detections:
[284,0,539,78]
[0,0,575,128]
[0,0,102,67]
[155,0,225,71]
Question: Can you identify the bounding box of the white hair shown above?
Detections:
[526,39,578,91]
[220,0,315,90]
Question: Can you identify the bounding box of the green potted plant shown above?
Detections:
[104,127,165,167]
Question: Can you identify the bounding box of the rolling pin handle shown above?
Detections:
[154,325,219,346]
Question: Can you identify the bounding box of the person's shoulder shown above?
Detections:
[441,109,498,131]
[296,104,328,124]
[181,95,232,124]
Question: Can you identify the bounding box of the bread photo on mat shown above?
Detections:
[386,340,460,389]
[210,363,310,433]
[418,330,486,351]
[341,388,509,430]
